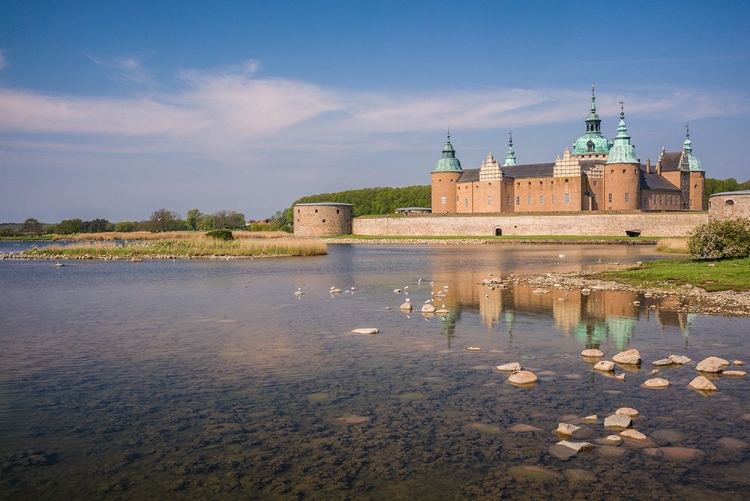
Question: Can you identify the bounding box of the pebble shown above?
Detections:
[615,407,639,418]
[604,414,632,428]
[612,349,641,365]
[496,362,522,372]
[669,354,691,364]
[735,360,745,366]
[722,370,747,377]
[508,423,543,433]
[581,349,603,358]
[556,423,581,436]
[466,346,482,352]
[349,328,379,335]
[594,360,615,372]
[508,370,538,385]
[688,375,717,391]
[620,429,648,441]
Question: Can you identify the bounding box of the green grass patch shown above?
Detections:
[599,257,750,292]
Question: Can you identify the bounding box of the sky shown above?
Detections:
[1,0,749,223]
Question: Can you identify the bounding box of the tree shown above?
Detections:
[55,218,83,234]
[186,209,201,231]
[149,208,180,232]
[114,221,135,232]
[21,218,43,235]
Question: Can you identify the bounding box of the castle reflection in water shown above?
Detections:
[421,269,693,350]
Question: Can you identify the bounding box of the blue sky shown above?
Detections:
[1,0,749,223]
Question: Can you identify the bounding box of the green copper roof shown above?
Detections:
[433,132,463,172]
[503,131,517,166]
[606,104,638,164]
[682,125,704,171]
[572,85,611,155]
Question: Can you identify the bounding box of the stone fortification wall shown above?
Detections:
[294,203,353,237]
[709,192,750,221]
[353,212,708,237]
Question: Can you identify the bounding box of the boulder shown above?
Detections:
[349,328,379,335]
[668,354,691,365]
[642,378,670,389]
[689,375,717,391]
[556,423,581,436]
[595,435,623,446]
[652,359,673,367]
[594,360,615,372]
[604,414,632,428]
[496,362,522,372]
[508,370,538,385]
[620,429,648,441]
[696,357,727,373]
[722,370,747,377]
[581,349,603,358]
[421,304,436,313]
[612,349,641,365]
[615,407,639,418]
[399,302,412,311]
[556,440,594,452]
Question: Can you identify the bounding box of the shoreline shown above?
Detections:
[327,238,657,245]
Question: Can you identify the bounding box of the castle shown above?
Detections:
[431,87,706,215]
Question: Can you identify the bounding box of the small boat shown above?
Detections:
[625,229,641,237]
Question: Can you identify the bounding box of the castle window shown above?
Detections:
[336,209,340,214]
[625,193,629,203]
[315,209,318,213]
[726,200,735,205]
[551,195,555,204]
[441,196,446,205]
[565,179,569,183]
[456,196,459,202]
[516,196,520,206]
[540,181,543,185]
[488,196,492,205]
[623,169,626,174]
[593,180,597,187]
[322,219,326,223]
[297,209,300,213]
[564,193,570,204]
[611,169,614,174]
[465,199,469,207]
[507,196,511,206]
[608,193,613,203]
[527,196,532,205]
[539,195,544,205]
[528,181,531,186]
[587,140,594,152]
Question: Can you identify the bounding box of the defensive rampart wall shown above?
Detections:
[352,212,708,237]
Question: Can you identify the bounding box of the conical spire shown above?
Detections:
[433,130,463,172]
[503,131,517,166]
[680,123,704,171]
[606,101,638,164]
[573,85,610,155]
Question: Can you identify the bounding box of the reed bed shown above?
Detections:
[62,230,291,241]
[25,236,327,258]
[655,237,689,253]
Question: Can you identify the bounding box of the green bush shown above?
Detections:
[687,218,750,259]
[205,229,234,241]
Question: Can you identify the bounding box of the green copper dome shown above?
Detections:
[572,85,611,156]
[503,131,517,166]
[433,133,463,172]
[606,105,638,164]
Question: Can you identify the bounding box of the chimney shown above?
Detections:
[645,158,651,174]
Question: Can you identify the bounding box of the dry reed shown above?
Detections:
[63,230,291,241]
[655,238,688,253]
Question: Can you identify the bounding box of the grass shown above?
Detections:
[22,235,327,259]
[600,256,750,292]
[654,237,688,253]
[60,230,291,241]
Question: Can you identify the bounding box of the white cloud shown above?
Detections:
[88,53,156,86]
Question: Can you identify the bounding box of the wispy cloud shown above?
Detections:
[0,59,747,164]
[88,53,156,87]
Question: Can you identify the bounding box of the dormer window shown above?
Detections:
[587,140,595,153]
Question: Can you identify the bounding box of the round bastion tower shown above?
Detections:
[603,104,640,211]
[431,133,462,214]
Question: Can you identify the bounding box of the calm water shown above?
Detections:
[1,244,749,500]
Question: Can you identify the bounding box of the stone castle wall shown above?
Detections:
[709,192,750,221]
[353,212,708,237]
[293,204,353,237]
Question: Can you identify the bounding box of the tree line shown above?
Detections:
[287,185,431,223]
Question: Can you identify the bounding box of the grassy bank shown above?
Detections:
[600,256,750,292]
[333,234,658,243]
[58,230,291,241]
[19,235,327,259]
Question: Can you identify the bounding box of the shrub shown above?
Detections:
[687,218,750,259]
[205,229,234,241]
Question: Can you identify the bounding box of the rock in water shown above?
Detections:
[696,357,728,373]
[620,429,648,441]
[496,362,522,372]
[508,370,537,385]
[556,423,581,436]
[421,304,436,313]
[399,302,412,311]
[668,354,691,365]
[604,414,632,429]
[722,370,747,377]
[594,361,615,372]
[688,375,717,391]
[612,349,641,365]
[642,378,670,389]
[616,407,639,418]
[581,349,603,358]
[349,328,379,335]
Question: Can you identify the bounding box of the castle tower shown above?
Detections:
[431,132,462,213]
[680,125,706,210]
[503,131,517,166]
[604,103,640,210]
[572,85,611,158]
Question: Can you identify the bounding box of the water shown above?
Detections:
[1,244,749,500]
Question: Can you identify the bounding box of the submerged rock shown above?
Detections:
[508,423,543,433]
[722,370,747,377]
[556,423,581,436]
[620,429,648,441]
[557,440,595,453]
[615,407,639,418]
[652,358,673,367]
[399,302,412,311]
[669,354,691,365]
[612,349,641,365]
[421,304,436,313]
